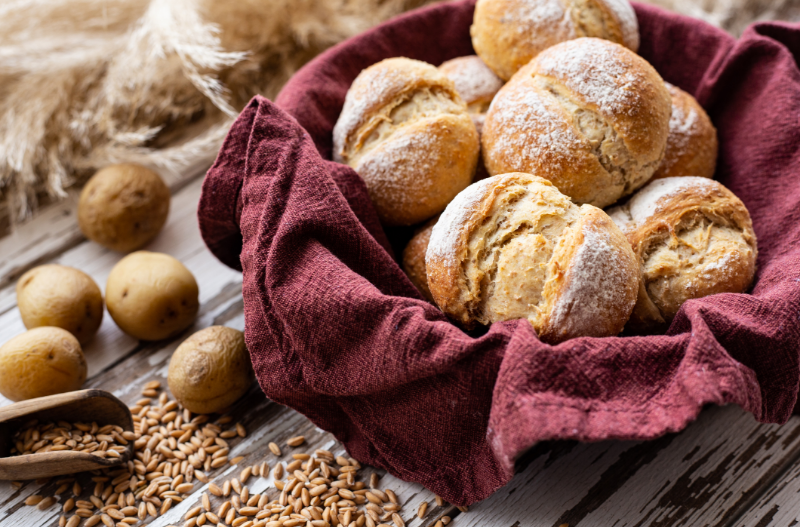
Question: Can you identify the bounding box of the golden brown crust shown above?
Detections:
[402,216,439,302]
[470,0,640,81]
[438,55,504,112]
[482,38,671,209]
[538,205,639,342]
[607,177,757,331]
[426,172,638,342]
[651,84,718,180]
[333,58,479,226]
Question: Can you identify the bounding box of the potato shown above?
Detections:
[78,163,170,252]
[167,326,254,414]
[106,251,199,341]
[0,327,87,401]
[16,264,104,345]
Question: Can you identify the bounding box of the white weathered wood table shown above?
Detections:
[1,159,799,527]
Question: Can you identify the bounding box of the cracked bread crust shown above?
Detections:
[470,0,639,81]
[426,173,638,343]
[607,177,757,332]
[332,58,479,226]
[482,38,671,209]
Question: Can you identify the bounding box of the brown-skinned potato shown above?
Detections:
[106,251,199,341]
[0,327,87,402]
[167,326,254,414]
[16,264,104,345]
[78,163,170,252]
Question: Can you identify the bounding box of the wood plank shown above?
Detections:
[731,441,800,526]
[446,406,800,527]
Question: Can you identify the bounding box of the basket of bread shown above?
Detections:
[198,0,800,505]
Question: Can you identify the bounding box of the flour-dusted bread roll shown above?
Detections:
[482,38,672,209]
[333,58,480,226]
[439,55,505,134]
[426,173,639,343]
[607,177,757,331]
[471,0,639,81]
[402,216,439,302]
[651,83,718,180]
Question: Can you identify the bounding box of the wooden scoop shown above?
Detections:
[0,389,134,480]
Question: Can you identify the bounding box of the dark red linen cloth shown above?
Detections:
[198,0,800,504]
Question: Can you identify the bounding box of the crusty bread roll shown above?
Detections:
[471,0,640,81]
[482,38,672,209]
[333,58,480,226]
[402,216,439,302]
[651,83,718,180]
[426,172,639,343]
[439,55,503,182]
[438,55,505,135]
[607,177,757,331]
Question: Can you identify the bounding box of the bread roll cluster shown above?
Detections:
[332,0,756,342]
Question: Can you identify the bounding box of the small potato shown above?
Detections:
[106,251,199,341]
[78,163,170,252]
[0,327,87,401]
[16,264,104,344]
[168,326,254,414]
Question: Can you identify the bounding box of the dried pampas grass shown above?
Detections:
[0,0,436,220]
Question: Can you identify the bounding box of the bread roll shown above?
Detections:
[402,216,439,302]
[471,0,640,81]
[651,83,718,180]
[333,58,480,226]
[426,172,639,343]
[438,55,504,134]
[607,177,757,331]
[482,38,672,209]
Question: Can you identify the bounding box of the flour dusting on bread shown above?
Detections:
[535,38,643,115]
[333,66,405,161]
[506,0,575,42]
[427,177,495,267]
[549,214,636,338]
[439,56,504,107]
[486,82,581,165]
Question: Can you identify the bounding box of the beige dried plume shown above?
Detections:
[0,0,436,220]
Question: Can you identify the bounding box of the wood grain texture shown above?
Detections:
[735,444,800,527]
[446,406,800,527]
